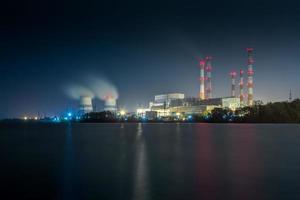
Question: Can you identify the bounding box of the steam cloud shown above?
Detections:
[63,76,119,101]
[63,84,95,100]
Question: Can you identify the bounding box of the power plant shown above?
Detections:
[68,48,256,117]
[136,48,255,117]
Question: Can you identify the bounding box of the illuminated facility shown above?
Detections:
[72,48,254,117]
[139,95,241,117]
[136,49,254,117]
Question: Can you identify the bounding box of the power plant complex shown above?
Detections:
[76,48,255,118]
[136,48,255,118]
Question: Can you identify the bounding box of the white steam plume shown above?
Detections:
[63,84,95,100]
[88,77,119,100]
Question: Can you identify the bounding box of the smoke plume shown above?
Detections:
[63,84,95,100]
[63,75,119,101]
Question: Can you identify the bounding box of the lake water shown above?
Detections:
[1,123,300,199]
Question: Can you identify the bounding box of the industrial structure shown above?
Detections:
[239,69,245,105]
[230,71,237,97]
[135,48,257,118]
[104,95,117,112]
[72,47,257,118]
[68,47,257,119]
[205,56,213,99]
[247,48,254,106]
[137,93,240,118]
[199,59,206,100]
[79,96,93,114]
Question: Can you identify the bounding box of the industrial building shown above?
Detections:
[135,49,254,118]
[147,96,240,117]
[150,93,185,107]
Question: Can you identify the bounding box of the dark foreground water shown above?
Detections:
[1,123,300,200]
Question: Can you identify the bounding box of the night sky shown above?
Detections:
[1,0,300,118]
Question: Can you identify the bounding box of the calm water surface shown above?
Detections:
[1,123,300,200]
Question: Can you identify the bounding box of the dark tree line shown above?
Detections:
[234,99,300,123]
[207,99,300,123]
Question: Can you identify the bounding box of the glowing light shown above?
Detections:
[176,112,181,116]
[199,60,205,66]
[67,112,72,117]
[188,115,192,120]
[34,117,38,120]
[120,110,126,116]
[24,116,28,120]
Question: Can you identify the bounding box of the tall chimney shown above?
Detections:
[230,71,237,97]
[199,59,206,100]
[205,56,212,99]
[247,48,254,106]
[239,69,244,104]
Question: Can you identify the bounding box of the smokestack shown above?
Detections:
[239,69,244,104]
[247,48,254,106]
[79,96,93,114]
[289,88,292,102]
[205,56,212,99]
[230,71,237,97]
[199,59,205,100]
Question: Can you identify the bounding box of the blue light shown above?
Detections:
[188,115,192,120]
[52,117,61,122]
[67,112,72,117]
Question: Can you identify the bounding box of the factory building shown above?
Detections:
[141,94,241,117]
[150,93,185,107]
[159,97,240,117]
[148,93,185,117]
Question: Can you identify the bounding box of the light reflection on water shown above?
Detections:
[227,124,263,200]
[133,123,149,200]
[61,123,76,199]
[195,123,218,200]
[2,123,300,199]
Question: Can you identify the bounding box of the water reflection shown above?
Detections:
[61,123,76,199]
[195,124,218,200]
[133,123,149,200]
[227,124,263,200]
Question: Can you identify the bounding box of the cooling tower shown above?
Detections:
[79,96,93,114]
[104,96,117,112]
